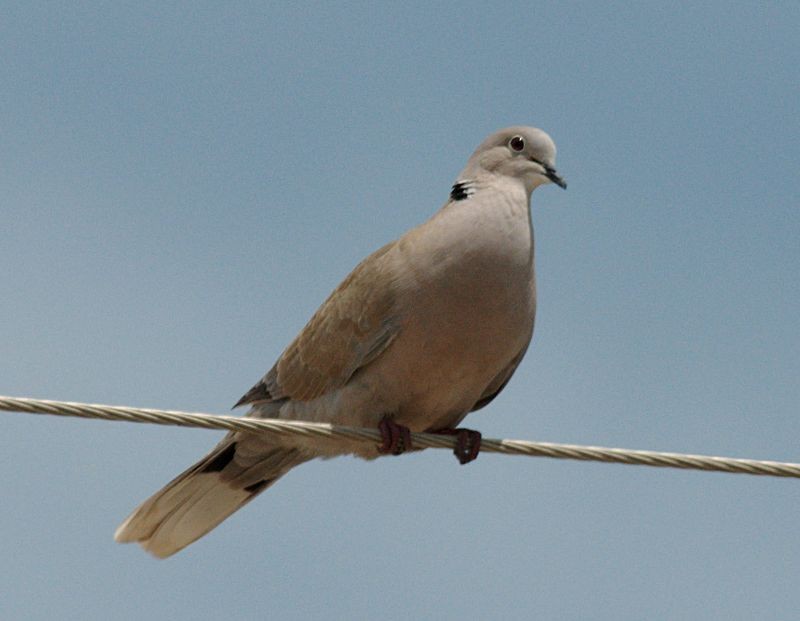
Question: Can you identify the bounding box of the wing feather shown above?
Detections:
[236,241,400,406]
[471,342,530,412]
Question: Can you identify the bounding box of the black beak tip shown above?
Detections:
[543,166,567,189]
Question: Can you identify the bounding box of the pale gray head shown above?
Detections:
[459,126,566,193]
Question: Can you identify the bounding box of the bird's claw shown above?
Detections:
[433,428,482,464]
[378,417,412,455]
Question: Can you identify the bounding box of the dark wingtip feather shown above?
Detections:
[201,442,238,473]
[232,381,271,409]
[243,478,274,494]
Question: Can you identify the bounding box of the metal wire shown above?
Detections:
[3,394,799,478]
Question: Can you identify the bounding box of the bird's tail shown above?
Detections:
[114,436,309,558]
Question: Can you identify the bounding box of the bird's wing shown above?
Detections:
[235,241,401,406]
[470,342,530,412]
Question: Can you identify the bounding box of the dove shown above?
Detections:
[115,126,567,557]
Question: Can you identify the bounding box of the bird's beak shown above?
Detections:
[545,167,567,189]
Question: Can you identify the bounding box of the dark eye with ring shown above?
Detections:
[509,136,525,152]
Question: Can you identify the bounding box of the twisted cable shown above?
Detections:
[2,395,798,478]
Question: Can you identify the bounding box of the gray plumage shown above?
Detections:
[115,126,566,557]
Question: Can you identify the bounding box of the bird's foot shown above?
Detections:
[432,428,482,465]
[378,416,412,456]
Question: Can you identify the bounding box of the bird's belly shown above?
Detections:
[380,261,535,430]
[280,269,534,440]
[286,200,538,436]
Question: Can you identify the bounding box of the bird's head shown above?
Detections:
[461,126,566,193]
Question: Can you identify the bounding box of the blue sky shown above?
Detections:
[2,2,799,619]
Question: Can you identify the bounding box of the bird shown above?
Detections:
[114,125,567,558]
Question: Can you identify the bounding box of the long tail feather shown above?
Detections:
[115,438,308,558]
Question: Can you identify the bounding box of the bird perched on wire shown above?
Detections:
[115,125,567,557]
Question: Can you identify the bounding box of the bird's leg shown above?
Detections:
[431,428,482,465]
[378,416,412,456]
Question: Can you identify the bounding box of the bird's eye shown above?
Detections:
[509,136,525,152]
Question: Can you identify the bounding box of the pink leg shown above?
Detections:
[432,428,482,465]
[378,416,413,456]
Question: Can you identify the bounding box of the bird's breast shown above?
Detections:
[380,195,536,426]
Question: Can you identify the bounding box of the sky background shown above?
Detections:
[2,2,799,619]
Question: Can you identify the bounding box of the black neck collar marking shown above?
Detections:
[450,180,476,202]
